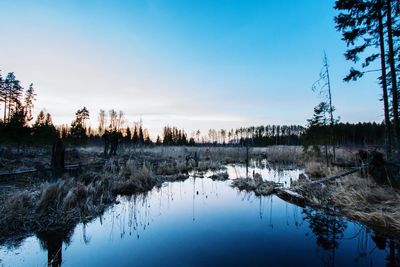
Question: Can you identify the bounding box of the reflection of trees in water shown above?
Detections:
[241,193,303,230]
[302,208,347,267]
[371,231,400,267]
[386,239,400,267]
[303,208,400,267]
[303,208,347,250]
[36,228,74,267]
[108,178,215,240]
[248,159,301,185]
[28,178,400,267]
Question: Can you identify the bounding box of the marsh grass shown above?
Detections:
[231,177,277,196]
[293,170,400,235]
[330,175,400,233]
[0,146,239,244]
[2,145,394,245]
[252,146,304,164]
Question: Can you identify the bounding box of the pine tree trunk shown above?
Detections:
[386,0,399,159]
[378,7,392,159]
[3,98,6,122]
[7,87,11,122]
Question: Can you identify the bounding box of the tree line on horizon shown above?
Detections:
[0,0,398,151]
[0,73,386,149]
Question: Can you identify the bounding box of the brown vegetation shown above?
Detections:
[0,146,239,244]
[1,145,399,245]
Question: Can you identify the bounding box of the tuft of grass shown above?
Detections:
[304,162,327,178]
[36,181,70,214]
[112,163,154,195]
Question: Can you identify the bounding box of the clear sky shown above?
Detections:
[0,0,383,136]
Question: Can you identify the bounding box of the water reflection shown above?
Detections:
[0,164,399,267]
[302,208,347,267]
[36,228,73,267]
[225,159,302,186]
[371,231,400,267]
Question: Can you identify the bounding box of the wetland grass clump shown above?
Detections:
[293,170,400,235]
[331,175,400,234]
[252,146,304,165]
[208,171,229,181]
[0,161,154,243]
[304,159,348,180]
[112,163,155,195]
[231,174,277,196]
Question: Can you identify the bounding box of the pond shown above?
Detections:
[0,163,398,267]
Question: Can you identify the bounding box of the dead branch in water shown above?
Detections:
[299,167,363,187]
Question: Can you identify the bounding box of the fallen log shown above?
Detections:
[304,167,362,186]
[275,188,306,207]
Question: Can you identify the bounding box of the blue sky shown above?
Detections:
[0,0,383,135]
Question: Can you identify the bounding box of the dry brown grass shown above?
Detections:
[112,162,154,195]
[304,161,342,178]
[330,175,400,233]
[231,178,277,196]
[252,146,304,164]
[4,145,385,245]
[293,169,400,235]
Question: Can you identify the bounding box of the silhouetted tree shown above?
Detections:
[70,107,89,144]
[156,135,161,145]
[138,125,144,144]
[132,125,139,144]
[0,72,4,122]
[335,0,398,158]
[386,0,399,157]
[6,107,29,148]
[32,110,57,145]
[2,72,23,122]
[108,109,117,130]
[23,83,36,123]
[125,126,132,143]
[75,107,90,127]
[312,53,338,159]
[306,102,333,164]
[98,109,106,135]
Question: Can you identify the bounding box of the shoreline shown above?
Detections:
[1,145,399,247]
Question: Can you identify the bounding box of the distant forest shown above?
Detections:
[0,71,385,148]
[0,0,399,155]
[2,0,398,151]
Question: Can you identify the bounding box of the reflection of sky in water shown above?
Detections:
[225,160,303,187]
[0,170,392,267]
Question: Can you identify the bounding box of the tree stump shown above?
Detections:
[51,138,65,180]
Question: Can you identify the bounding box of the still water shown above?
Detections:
[0,164,397,267]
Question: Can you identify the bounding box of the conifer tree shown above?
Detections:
[335,0,394,157]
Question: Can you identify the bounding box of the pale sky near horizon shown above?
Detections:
[0,0,383,136]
